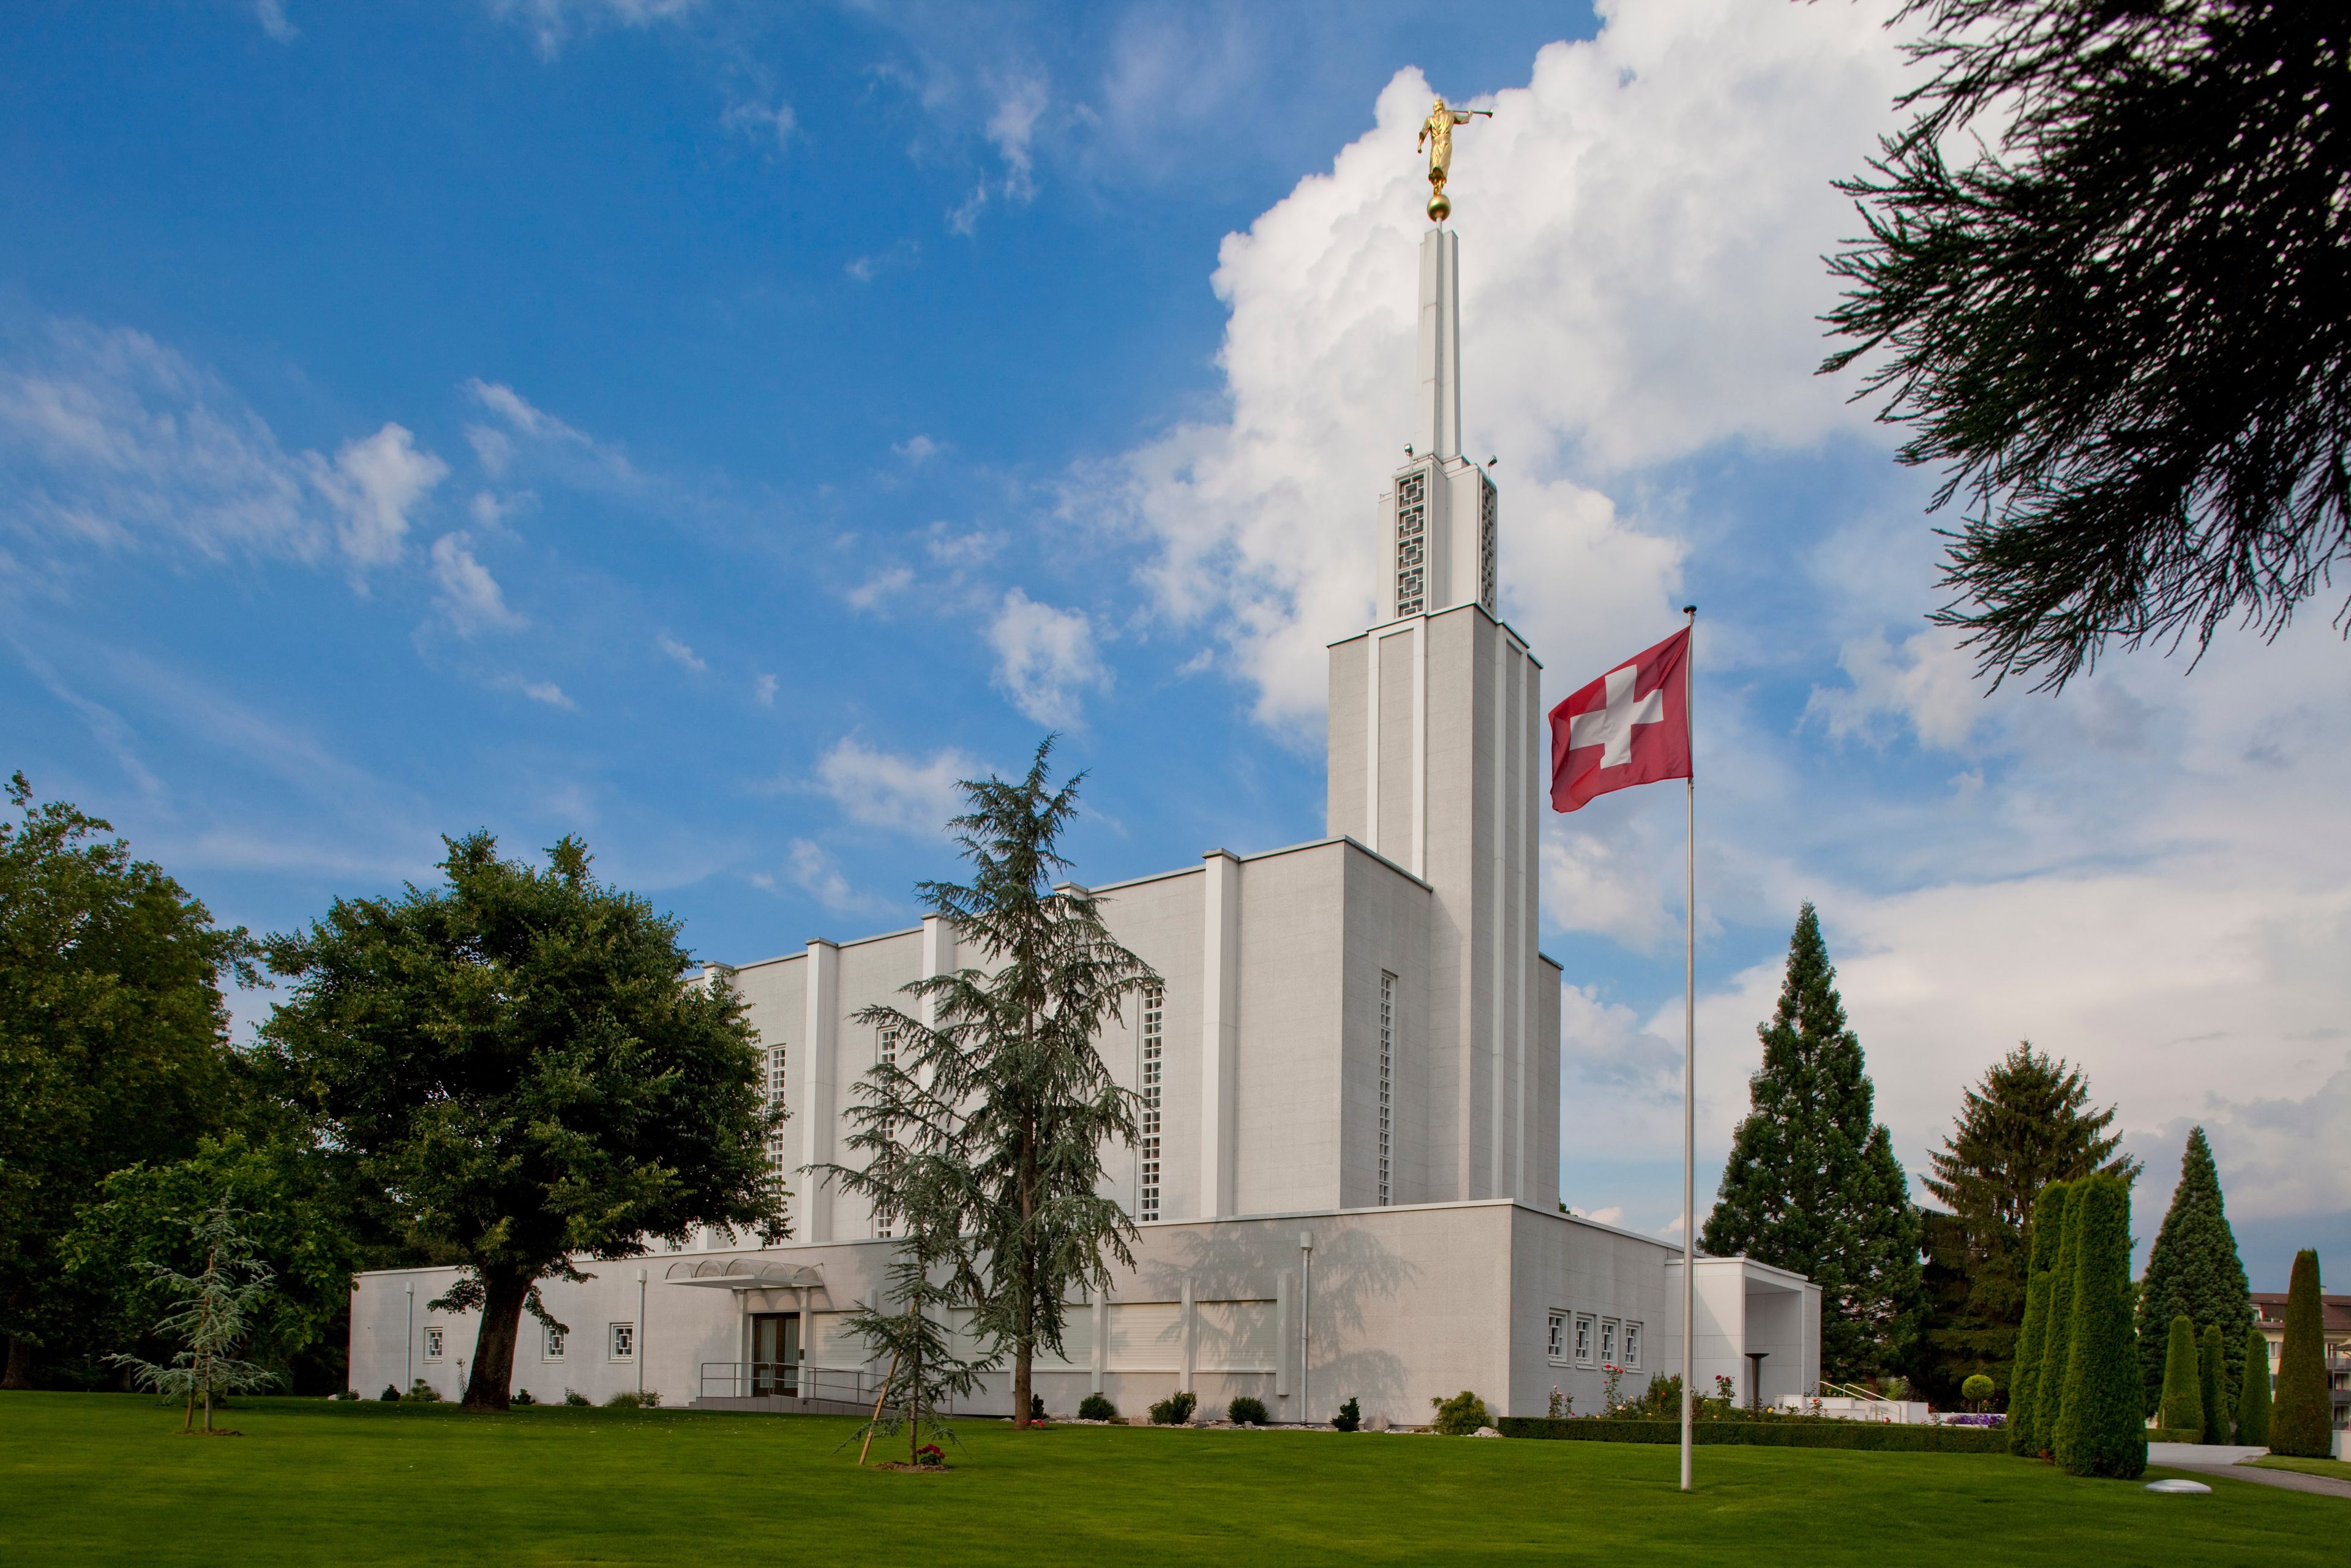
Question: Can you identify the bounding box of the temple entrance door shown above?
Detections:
[751,1313,799,1397]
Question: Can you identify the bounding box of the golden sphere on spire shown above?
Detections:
[1427,189,1451,223]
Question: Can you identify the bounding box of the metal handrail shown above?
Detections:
[700,1361,952,1408]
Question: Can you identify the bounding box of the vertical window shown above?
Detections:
[1600,1319,1619,1364]
[609,1322,636,1362]
[1395,471,1427,617]
[1574,1315,1594,1366]
[422,1326,445,1362]
[543,1324,566,1362]
[1139,984,1164,1222]
[874,1025,902,1239]
[763,1044,789,1173]
[1377,972,1396,1206]
[1477,475,1498,612]
[1547,1312,1565,1363]
[1624,1322,1641,1370]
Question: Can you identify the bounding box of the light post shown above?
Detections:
[403,1282,414,1395]
[636,1269,648,1399]
[1298,1231,1314,1427]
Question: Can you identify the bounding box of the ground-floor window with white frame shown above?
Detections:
[1547,1311,1566,1363]
[542,1324,566,1361]
[1574,1315,1594,1365]
[422,1326,445,1362]
[1600,1319,1619,1364]
[609,1322,635,1362]
[1623,1321,1642,1369]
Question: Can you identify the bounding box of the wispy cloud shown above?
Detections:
[986,588,1108,726]
[485,0,700,60]
[252,0,297,43]
[428,531,525,636]
[809,735,977,836]
[656,634,706,672]
[721,99,795,151]
[785,837,891,917]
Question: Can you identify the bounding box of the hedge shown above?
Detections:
[1496,1418,2008,1452]
[2145,1427,2202,1444]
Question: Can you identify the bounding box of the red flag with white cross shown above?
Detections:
[1548,628,1692,812]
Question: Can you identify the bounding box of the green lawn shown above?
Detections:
[2,1393,2338,1566]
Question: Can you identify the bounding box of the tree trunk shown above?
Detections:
[2,1334,34,1389]
[463,1266,532,1411]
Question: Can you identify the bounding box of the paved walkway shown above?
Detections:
[2146,1444,2351,1501]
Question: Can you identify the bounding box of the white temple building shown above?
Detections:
[348,217,1821,1427]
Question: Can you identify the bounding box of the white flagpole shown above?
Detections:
[1680,603,1697,1494]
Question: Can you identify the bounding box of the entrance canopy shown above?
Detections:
[661,1259,824,1292]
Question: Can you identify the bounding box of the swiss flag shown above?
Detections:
[1549,628,1692,812]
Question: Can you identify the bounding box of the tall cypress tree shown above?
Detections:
[2053,1173,2147,1479]
[2134,1128,2253,1414]
[2270,1249,2330,1457]
[1703,904,1923,1380]
[2030,1184,2081,1457]
[2234,1324,2272,1446]
[1918,1044,2134,1406]
[2158,1315,2202,1433]
[2006,1181,2070,1456]
[2197,1322,2229,1446]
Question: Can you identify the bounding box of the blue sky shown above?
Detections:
[6,1,2345,1289]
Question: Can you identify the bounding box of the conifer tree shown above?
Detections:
[853,740,1156,1428]
[2269,1248,2330,1457]
[2006,1181,2069,1457]
[2158,1315,2202,1434]
[1703,904,1923,1379]
[2197,1322,2229,1446]
[2052,1174,2145,1479]
[1918,1045,2134,1404]
[2028,1183,2080,1457]
[2233,1324,2272,1447]
[2133,1127,2252,1416]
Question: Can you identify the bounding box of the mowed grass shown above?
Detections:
[2251,1454,2351,1483]
[1,1393,2338,1567]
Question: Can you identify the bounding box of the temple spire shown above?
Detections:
[1415,228,1461,461]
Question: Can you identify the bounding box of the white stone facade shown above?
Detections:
[347,222,1821,1424]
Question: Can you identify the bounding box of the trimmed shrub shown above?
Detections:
[1228,1396,1269,1426]
[2031,1184,2081,1457]
[2009,1182,2071,1456]
[2270,1248,2330,1457]
[2234,1325,2272,1446]
[2196,1323,2229,1444]
[511,1389,536,1407]
[1148,1390,1198,1426]
[1496,1418,2007,1452]
[1332,1397,1362,1433]
[407,1378,441,1403]
[1431,1390,1492,1436]
[2158,1315,2203,1434]
[562,1389,589,1407]
[2145,1427,2202,1443]
[1077,1393,1116,1422]
[1029,1394,1046,1422]
[2052,1174,2147,1479]
[1961,1374,1995,1408]
[378,1384,402,1402]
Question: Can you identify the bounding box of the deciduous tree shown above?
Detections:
[1703,904,1922,1380]
[261,832,781,1410]
[0,774,252,1387]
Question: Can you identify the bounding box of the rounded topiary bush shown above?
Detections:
[1430,1390,1491,1436]
[1077,1393,1116,1422]
[1149,1390,1198,1426]
[1961,1373,1995,1408]
[1228,1396,1269,1425]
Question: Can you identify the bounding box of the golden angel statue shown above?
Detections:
[1417,97,1491,221]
